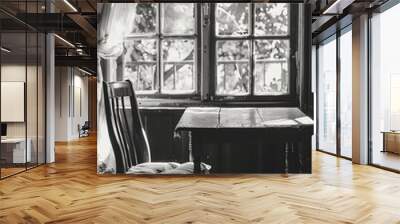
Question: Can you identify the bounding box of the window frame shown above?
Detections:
[209,3,298,102]
[121,3,298,104]
[315,24,354,161]
[210,3,298,102]
[123,3,202,99]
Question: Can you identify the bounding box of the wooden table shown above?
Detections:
[175,107,314,174]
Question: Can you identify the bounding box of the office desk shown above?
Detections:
[1,138,31,164]
[175,107,313,174]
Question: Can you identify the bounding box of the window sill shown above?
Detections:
[138,98,201,109]
[138,97,298,109]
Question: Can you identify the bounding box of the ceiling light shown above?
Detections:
[322,0,354,15]
[54,34,75,48]
[78,67,92,76]
[1,47,11,53]
[63,0,78,12]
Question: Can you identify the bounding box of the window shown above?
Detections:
[315,27,353,159]
[123,3,198,95]
[317,36,337,155]
[214,3,290,96]
[122,3,293,98]
[370,4,400,171]
[339,29,352,158]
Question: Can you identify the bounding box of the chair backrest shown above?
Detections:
[83,121,90,128]
[103,80,151,173]
[81,121,90,130]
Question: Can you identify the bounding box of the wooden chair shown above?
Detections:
[78,121,90,138]
[102,80,151,173]
[103,80,211,174]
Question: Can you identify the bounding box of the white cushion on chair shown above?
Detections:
[126,162,180,174]
[160,162,212,174]
[126,166,158,174]
[126,162,212,174]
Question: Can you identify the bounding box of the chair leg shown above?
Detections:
[191,132,201,174]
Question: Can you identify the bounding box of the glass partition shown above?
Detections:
[1,31,28,178]
[0,1,46,179]
[27,31,38,169]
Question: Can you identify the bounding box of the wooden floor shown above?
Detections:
[372,150,400,171]
[1,135,400,223]
[0,167,26,178]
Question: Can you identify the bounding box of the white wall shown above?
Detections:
[1,63,46,164]
[1,65,40,138]
[71,72,89,138]
[55,67,89,141]
[55,67,69,141]
[1,65,26,137]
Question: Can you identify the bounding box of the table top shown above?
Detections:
[175,107,313,131]
[381,131,400,134]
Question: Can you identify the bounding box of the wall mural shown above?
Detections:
[97,3,313,175]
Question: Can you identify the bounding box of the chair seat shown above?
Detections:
[126,162,211,175]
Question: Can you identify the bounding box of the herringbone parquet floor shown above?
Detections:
[1,134,400,224]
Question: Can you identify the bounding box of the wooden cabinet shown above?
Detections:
[383,132,400,154]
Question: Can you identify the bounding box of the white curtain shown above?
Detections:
[97,3,136,59]
[97,3,137,173]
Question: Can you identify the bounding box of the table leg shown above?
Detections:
[303,136,312,173]
[257,139,264,172]
[284,142,289,174]
[191,131,201,174]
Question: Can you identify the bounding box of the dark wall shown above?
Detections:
[139,108,312,173]
[140,108,190,163]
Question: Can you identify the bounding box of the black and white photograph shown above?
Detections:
[97,2,313,175]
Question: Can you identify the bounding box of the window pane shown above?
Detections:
[130,3,157,35]
[254,40,289,95]
[124,39,157,91]
[371,4,400,171]
[216,40,250,95]
[255,3,289,36]
[318,38,337,155]
[216,3,249,37]
[162,3,195,35]
[339,30,352,158]
[162,39,195,93]
[1,31,27,177]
